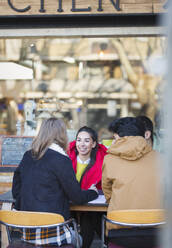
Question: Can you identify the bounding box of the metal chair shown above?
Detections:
[0,210,81,248]
[101,209,165,248]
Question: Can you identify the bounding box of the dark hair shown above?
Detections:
[75,126,98,185]
[136,115,154,142]
[108,117,145,138]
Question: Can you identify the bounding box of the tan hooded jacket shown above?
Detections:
[102,136,163,226]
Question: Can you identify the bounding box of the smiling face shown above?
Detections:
[76,131,96,160]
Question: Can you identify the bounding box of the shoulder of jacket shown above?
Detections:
[53,151,72,163]
[50,150,69,159]
[103,153,119,164]
[23,150,32,158]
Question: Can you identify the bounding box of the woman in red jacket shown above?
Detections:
[68,126,107,190]
[68,126,107,248]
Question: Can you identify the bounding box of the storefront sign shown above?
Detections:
[0,0,168,16]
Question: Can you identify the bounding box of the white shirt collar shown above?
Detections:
[49,143,68,157]
[77,155,90,164]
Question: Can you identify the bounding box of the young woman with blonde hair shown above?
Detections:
[12,117,98,247]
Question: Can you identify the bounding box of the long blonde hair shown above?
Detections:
[31,118,68,159]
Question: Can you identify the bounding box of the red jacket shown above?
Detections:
[68,140,107,190]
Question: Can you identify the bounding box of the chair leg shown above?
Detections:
[72,219,80,248]
[101,215,107,248]
[6,227,12,243]
[1,202,12,248]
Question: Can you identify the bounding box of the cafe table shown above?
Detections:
[0,190,108,248]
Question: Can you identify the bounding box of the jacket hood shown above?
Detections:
[108,136,152,161]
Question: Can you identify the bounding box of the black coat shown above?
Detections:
[12,149,98,220]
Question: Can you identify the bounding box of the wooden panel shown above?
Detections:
[0,0,167,16]
[121,0,166,3]
[121,3,152,13]
[0,183,12,194]
[152,0,167,3]
[0,173,13,194]
[153,3,167,12]
[120,0,153,3]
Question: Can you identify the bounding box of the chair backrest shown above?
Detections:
[0,210,64,227]
[101,209,165,248]
[0,210,80,248]
[107,209,165,227]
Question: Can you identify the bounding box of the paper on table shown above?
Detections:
[88,194,106,204]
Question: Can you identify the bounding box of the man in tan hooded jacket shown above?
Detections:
[102,117,163,227]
